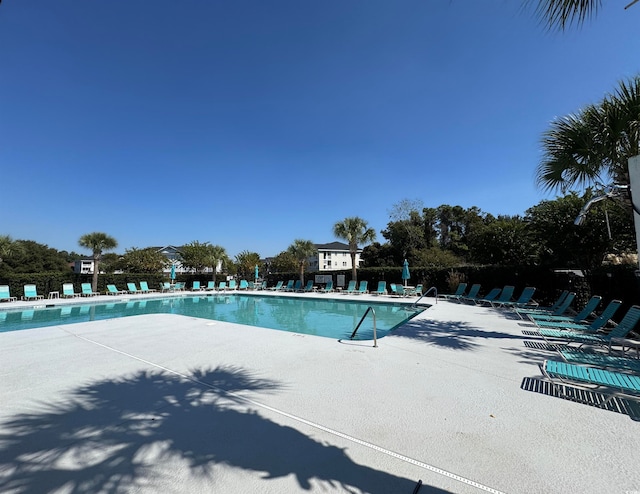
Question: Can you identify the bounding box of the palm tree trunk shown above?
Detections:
[92,256,99,292]
[350,251,357,282]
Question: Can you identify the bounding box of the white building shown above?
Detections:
[155,245,222,275]
[308,242,362,272]
[73,259,95,274]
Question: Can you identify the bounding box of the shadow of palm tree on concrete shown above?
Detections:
[0,365,448,493]
[392,318,525,351]
[520,376,640,421]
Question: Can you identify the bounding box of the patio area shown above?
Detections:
[0,292,638,493]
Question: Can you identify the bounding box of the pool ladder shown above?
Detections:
[412,286,437,308]
[349,306,377,347]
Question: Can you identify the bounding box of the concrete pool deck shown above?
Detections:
[0,291,639,493]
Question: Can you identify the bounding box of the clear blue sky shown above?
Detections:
[1,1,639,259]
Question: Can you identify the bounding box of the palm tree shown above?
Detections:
[0,235,15,264]
[333,217,377,282]
[204,244,228,282]
[536,75,640,193]
[78,232,118,292]
[530,0,602,30]
[287,239,317,286]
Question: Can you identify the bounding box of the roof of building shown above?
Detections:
[315,242,356,251]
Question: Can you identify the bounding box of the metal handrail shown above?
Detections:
[412,286,437,307]
[349,306,377,347]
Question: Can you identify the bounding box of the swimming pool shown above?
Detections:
[0,294,426,339]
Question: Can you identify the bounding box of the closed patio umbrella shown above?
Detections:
[170,263,176,282]
[402,259,410,287]
[254,265,259,282]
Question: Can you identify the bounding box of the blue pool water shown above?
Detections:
[0,294,426,339]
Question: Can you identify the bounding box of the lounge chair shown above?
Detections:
[463,287,500,305]
[439,283,467,301]
[517,290,570,316]
[81,283,100,297]
[22,284,44,301]
[299,280,314,292]
[269,281,284,291]
[541,359,640,402]
[496,287,538,309]
[533,299,621,331]
[538,304,640,347]
[161,282,173,292]
[216,281,227,291]
[205,281,216,291]
[457,284,481,303]
[260,281,268,290]
[283,280,295,292]
[174,282,186,291]
[342,280,357,294]
[227,280,237,291]
[517,292,575,320]
[388,283,404,297]
[319,281,334,293]
[239,280,249,290]
[126,282,141,295]
[140,281,157,293]
[372,281,387,296]
[0,285,17,302]
[62,283,80,298]
[560,348,640,373]
[191,281,202,291]
[482,286,515,307]
[354,280,368,294]
[290,280,302,292]
[106,284,127,296]
[529,295,602,323]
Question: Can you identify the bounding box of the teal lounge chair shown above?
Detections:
[388,283,403,297]
[216,281,227,291]
[81,283,99,297]
[269,281,284,291]
[319,281,334,293]
[205,281,216,291]
[291,280,302,292]
[342,280,357,294]
[439,283,467,301]
[539,305,640,347]
[239,280,249,290]
[372,281,387,296]
[533,298,619,331]
[406,284,423,296]
[260,281,268,290]
[481,286,514,307]
[496,287,537,309]
[107,284,126,296]
[0,285,17,302]
[530,295,602,324]
[517,290,570,316]
[518,292,575,320]
[464,287,500,305]
[127,282,140,294]
[458,284,481,303]
[560,348,640,373]
[541,359,640,402]
[174,282,186,291]
[354,280,368,294]
[22,284,44,301]
[161,282,173,292]
[62,283,80,298]
[140,281,157,293]
[192,281,202,291]
[283,280,295,291]
[227,280,237,291]
[299,280,314,292]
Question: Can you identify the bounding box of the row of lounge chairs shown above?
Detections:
[439,282,539,309]
[1,279,425,302]
[265,279,424,297]
[444,283,640,407]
